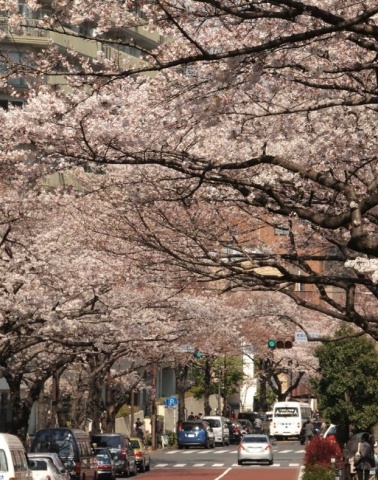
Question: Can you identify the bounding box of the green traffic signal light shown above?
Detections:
[267,339,276,349]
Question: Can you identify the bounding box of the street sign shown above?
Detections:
[164,396,178,407]
[295,331,307,342]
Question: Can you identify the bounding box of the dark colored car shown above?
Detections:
[299,421,323,445]
[93,448,116,480]
[239,419,254,434]
[30,428,97,480]
[226,420,244,445]
[91,434,137,477]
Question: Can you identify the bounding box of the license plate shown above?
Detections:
[187,434,195,437]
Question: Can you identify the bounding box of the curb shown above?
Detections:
[297,466,304,480]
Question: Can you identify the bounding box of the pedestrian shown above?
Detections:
[187,412,195,420]
[354,433,375,480]
[304,420,314,445]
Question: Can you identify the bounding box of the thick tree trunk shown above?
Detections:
[203,359,212,416]
[175,363,188,422]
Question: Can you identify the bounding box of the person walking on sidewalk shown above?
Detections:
[304,420,314,445]
[354,433,375,480]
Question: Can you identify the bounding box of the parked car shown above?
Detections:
[177,420,215,449]
[237,434,274,466]
[28,457,66,480]
[27,453,70,480]
[226,420,244,445]
[202,416,230,446]
[0,433,31,480]
[322,424,337,440]
[93,448,116,480]
[30,428,97,480]
[91,434,137,478]
[129,437,151,473]
[299,421,323,445]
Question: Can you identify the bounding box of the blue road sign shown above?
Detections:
[164,396,178,407]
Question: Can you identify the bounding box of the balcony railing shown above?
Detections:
[0,18,48,37]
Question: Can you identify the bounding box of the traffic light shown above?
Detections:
[267,338,293,349]
[193,348,203,359]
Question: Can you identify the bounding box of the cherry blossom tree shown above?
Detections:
[2,1,378,340]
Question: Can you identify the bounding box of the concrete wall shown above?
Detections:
[114,394,221,436]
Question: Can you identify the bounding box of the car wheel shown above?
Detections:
[139,461,145,473]
[204,439,210,449]
[269,459,274,465]
[145,461,150,472]
[132,462,137,476]
[178,444,183,449]
[125,462,131,478]
[237,460,243,466]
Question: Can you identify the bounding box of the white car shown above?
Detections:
[28,457,67,480]
[27,453,69,480]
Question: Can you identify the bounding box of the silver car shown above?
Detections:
[237,434,274,465]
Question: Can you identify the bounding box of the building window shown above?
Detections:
[274,225,289,236]
[0,100,23,110]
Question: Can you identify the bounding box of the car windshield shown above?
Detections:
[182,422,203,431]
[206,419,220,428]
[92,436,121,449]
[129,440,140,449]
[274,407,298,417]
[243,436,268,444]
[32,431,75,458]
[94,449,109,456]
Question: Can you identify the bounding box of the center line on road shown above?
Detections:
[154,464,168,467]
[212,463,225,467]
[193,464,206,467]
[173,464,187,467]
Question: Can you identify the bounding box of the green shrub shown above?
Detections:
[302,465,336,480]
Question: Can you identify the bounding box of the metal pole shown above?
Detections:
[130,390,135,437]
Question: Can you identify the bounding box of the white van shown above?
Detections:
[0,433,31,480]
[203,416,230,446]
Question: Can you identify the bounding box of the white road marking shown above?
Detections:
[193,464,206,467]
[214,468,231,480]
[173,464,187,467]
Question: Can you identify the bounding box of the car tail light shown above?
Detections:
[235,428,240,434]
[75,462,81,476]
[134,452,142,458]
[120,447,127,459]
[265,445,272,451]
[45,476,51,480]
[238,444,245,451]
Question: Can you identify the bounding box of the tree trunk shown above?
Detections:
[203,359,212,415]
[175,363,188,422]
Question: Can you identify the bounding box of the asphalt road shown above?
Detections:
[136,439,304,480]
